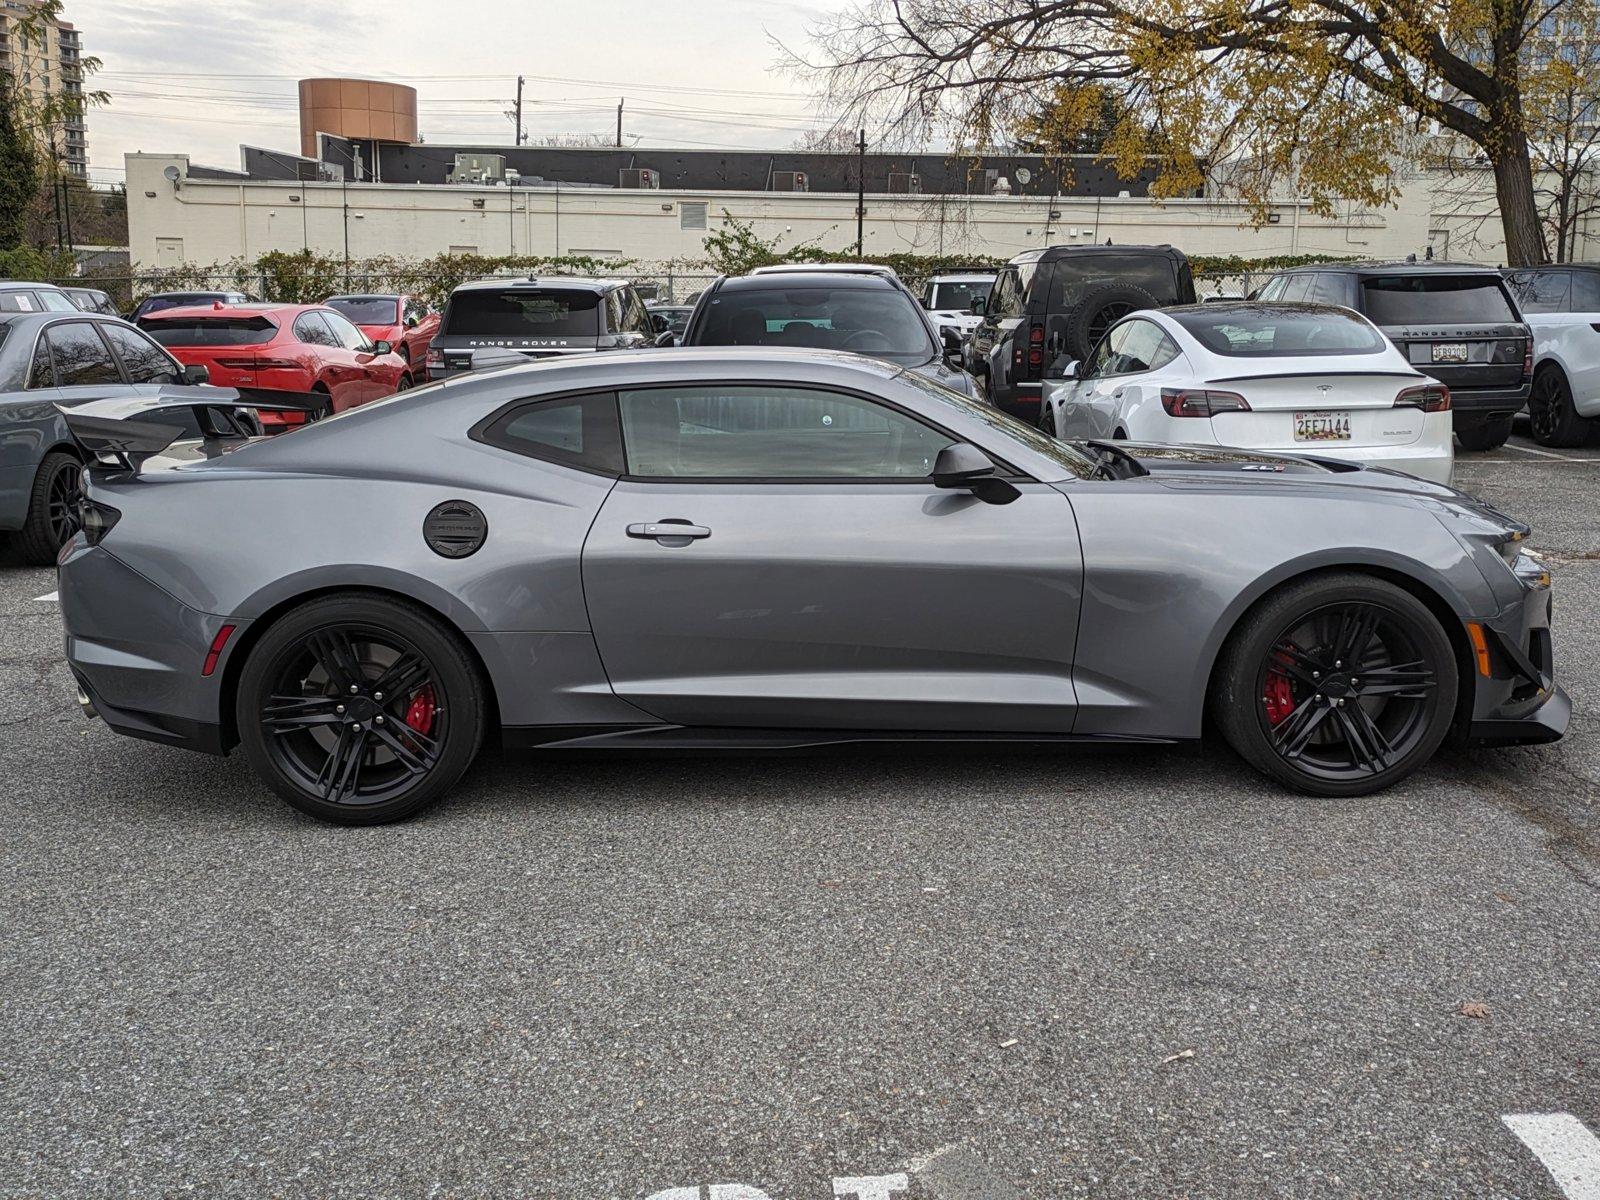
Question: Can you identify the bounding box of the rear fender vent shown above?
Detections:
[424,500,488,558]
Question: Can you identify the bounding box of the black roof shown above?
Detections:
[1274,260,1506,276]
[714,272,898,292]
[1014,243,1184,263]
[449,276,629,294]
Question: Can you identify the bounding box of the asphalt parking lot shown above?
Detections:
[2,429,1596,1200]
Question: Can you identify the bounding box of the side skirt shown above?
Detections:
[502,724,1189,753]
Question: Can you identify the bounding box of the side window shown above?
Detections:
[38,290,77,312]
[321,310,370,351]
[1015,261,1041,313]
[1105,319,1168,374]
[1148,329,1182,371]
[989,268,1022,319]
[1571,271,1600,313]
[46,321,122,386]
[0,292,39,312]
[1306,274,1349,305]
[294,312,339,347]
[102,322,182,384]
[27,336,54,388]
[604,290,624,335]
[477,393,625,476]
[1523,270,1572,313]
[403,297,427,325]
[1081,330,1119,378]
[618,386,956,479]
[1255,276,1288,302]
[623,289,650,334]
[1277,275,1314,303]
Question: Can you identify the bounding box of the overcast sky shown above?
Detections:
[70,0,839,184]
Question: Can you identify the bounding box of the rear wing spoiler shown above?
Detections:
[58,386,330,474]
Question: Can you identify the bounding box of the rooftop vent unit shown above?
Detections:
[619,168,660,189]
[887,172,921,194]
[771,171,809,192]
[448,153,506,185]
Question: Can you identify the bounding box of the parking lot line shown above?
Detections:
[1503,1114,1600,1199]
[1501,443,1582,461]
[33,591,56,602]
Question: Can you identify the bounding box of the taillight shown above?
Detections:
[1523,339,1533,377]
[1160,387,1250,417]
[1394,383,1452,412]
[213,357,258,369]
[426,347,443,367]
[251,358,301,370]
[1027,323,1045,370]
[78,498,120,546]
[201,624,236,678]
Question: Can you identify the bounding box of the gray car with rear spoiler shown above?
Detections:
[426,276,656,380]
[53,348,1567,826]
[0,307,326,566]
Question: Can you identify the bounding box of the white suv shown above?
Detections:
[918,271,998,341]
[1505,265,1600,446]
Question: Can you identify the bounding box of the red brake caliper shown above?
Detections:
[1263,649,1296,726]
[404,684,437,736]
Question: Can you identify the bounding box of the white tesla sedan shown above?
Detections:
[1040,302,1456,484]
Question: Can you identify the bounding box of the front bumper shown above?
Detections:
[1463,561,1568,747]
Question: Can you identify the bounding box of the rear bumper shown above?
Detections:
[1449,384,1531,425]
[59,541,241,756]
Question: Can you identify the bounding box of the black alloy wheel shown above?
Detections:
[18,451,84,566]
[238,594,485,824]
[1528,368,1592,448]
[1214,574,1458,796]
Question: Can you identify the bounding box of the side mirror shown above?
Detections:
[181,363,210,385]
[969,297,987,316]
[654,331,678,348]
[371,339,393,356]
[931,442,1019,504]
[940,327,964,363]
[1044,356,1079,381]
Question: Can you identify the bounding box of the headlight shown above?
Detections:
[1510,548,1551,590]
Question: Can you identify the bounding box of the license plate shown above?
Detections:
[1294,411,1352,441]
[1432,342,1469,363]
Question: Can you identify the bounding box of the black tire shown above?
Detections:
[237,593,486,825]
[1528,367,1592,447]
[1039,403,1058,437]
[1212,573,1458,797]
[1061,282,1161,361]
[17,451,82,566]
[1455,416,1513,452]
[396,373,413,391]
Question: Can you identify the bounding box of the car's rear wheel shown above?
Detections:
[1455,416,1513,452]
[396,373,413,391]
[237,594,486,824]
[1039,404,1058,437]
[1528,367,1591,447]
[1213,574,1458,797]
[18,451,82,566]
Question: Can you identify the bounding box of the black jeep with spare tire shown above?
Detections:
[968,244,1195,417]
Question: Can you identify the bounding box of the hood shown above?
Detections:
[1093,439,1472,498]
[905,357,981,398]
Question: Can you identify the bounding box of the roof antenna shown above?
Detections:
[1424,245,1434,260]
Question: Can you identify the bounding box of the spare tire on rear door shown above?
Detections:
[1063,282,1161,361]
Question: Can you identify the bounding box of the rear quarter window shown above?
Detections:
[1360,275,1517,324]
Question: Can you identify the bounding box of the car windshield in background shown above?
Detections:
[443,290,601,336]
[1173,306,1387,356]
[894,368,1099,480]
[1360,275,1517,324]
[932,280,993,310]
[696,286,934,364]
[140,295,225,315]
[141,316,278,346]
[1048,256,1182,307]
[653,308,691,333]
[327,297,400,325]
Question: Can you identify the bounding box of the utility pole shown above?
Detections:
[514,75,525,145]
[616,97,624,148]
[855,129,866,258]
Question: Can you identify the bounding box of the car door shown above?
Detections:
[580,382,1084,732]
[318,309,387,405]
[973,265,1022,395]
[1056,327,1125,438]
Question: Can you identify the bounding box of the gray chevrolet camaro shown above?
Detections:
[57,347,1567,825]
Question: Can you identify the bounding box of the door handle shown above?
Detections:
[627,521,711,541]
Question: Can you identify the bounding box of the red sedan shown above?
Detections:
[139,302,412,423]
[324,293,440,377]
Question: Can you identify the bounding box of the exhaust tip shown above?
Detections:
[75,686,98,721]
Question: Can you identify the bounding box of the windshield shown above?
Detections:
[140,316,278,346]
[931,280,993,311]
[1361,276,1517,324]
[139,294,224,316]
[327,297,400,325]
[442,289,601,337]
[1172,306,1386,356]
[694,285,934,363]
[893,368,1098,479]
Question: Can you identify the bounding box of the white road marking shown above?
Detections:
[835,1175,909,1199]
[33,590,57,602]
[1504,1113,1600,1199]
[1501,442,1579,460]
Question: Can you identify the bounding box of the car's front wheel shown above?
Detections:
[1212,573,1458,797]
[237,593,486,824]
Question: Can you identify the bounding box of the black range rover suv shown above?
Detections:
[968,244,1196,417]
[1255,261,1532,451]
[427,276,656,380]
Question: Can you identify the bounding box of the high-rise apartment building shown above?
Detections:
[0,0,88,179]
